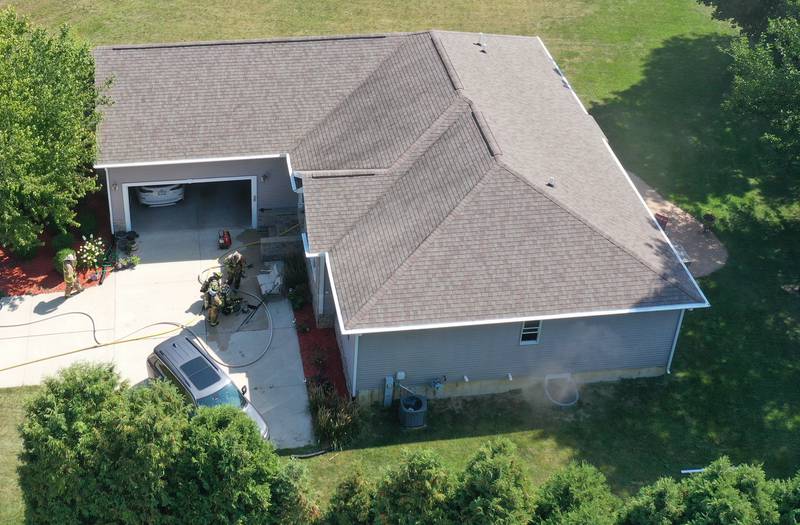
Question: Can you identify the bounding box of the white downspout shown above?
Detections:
[317,254,326,316]
[104,168,115,234]
[666,310,685,374]
[351,335,359,398]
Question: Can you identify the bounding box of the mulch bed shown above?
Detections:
[0,192,112,296]
[293,302,349,397]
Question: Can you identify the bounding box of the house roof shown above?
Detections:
[94,31,707,333]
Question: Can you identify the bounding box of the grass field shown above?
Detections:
[2,0,799,516]
[0,387,37,524]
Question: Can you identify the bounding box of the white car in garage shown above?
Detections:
[135,184,185,206]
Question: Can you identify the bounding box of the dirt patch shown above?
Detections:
[630,173,727,277]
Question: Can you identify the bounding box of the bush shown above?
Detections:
[288,282,309,310]
[12,242,39,260]
[18,363,318,524]
[454,439,534,525]
[532,462,618,525]
[326,468,376,525]
[53,248,76,275]
[620,477,685,525]
[774,473,800,525]
[77,209,98,237]
[307,380,360,450]
[18,363,123,523]
[373,449,455,525]
[681,457,779,525]
[284,253,308,289]
[51,231,75,252]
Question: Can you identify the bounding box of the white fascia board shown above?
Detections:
[535,37,588,115]
[95,153,284,169]
[323,252,350,336]
[601,139,710,307]
[537,35,708,308]
[323,252,707,336]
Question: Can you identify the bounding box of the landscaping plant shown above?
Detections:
[0,9,106,254]
[307,379,360,450]
[51,232,75,252]
[77,234,105,270]
[326,468,376,525]
[52,248,77,276]
[373,449,455,525]
[18,363,317,524]
[531,461,619,525]
[454,439,534,525]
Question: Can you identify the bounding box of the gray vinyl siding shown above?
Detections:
[336,321,356,392]
[355,310,682,392]
[105,157,293,232]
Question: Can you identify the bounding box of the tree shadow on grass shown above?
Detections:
[341,35,800,494]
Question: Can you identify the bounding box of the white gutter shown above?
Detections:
[322,251,706,336]
[351,335,360,398]
[95,153,285,169]
[666,309,686,374]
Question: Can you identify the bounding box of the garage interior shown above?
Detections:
[127,179,251,233]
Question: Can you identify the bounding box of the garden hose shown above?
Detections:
[0,317,199,373]
[0,311,103,345]
[0,241,277,375]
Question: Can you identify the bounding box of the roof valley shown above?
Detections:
[347,164,501,327]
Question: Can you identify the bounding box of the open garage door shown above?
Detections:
[123,177,257,233]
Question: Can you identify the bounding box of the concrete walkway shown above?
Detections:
[630,174,728,277]
[0,227,313,449]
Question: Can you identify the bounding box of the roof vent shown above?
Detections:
[547,177,556,188]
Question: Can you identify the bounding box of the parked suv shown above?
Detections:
[146,335,269,439]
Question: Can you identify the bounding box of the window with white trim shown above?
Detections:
[519,320,541,345]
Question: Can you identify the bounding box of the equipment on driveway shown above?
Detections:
[218,229,232,250]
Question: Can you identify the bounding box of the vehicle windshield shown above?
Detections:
[196,382,246,409]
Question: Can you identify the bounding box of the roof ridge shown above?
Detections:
[314,98,471,252]
[346,163,502,328]
[497,161,701,302]
[386,97,471,173]
[99,33,402,52]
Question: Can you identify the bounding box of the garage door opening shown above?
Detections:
[125,178,255,233]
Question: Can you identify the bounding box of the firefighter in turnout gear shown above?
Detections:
[62,253,84,298]
[223,251,246,290]
[201,273,224,327]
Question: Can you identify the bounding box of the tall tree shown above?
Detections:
[0,9,105,253]
[725,17,800,171]
[698,0,800,37]
[17,363,316,524]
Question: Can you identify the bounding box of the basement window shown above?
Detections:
[519,320,542,345]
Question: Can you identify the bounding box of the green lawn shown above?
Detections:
[0,387,37,524]
[2,0,799,515]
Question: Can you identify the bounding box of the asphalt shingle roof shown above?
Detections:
[94,31,707,332]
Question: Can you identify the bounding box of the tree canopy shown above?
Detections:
[725,16,800,170]
[699,0,800,37]
[18,363,317,524]
[0,9,105,253]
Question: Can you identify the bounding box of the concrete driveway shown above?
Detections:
[0,227,314,449]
